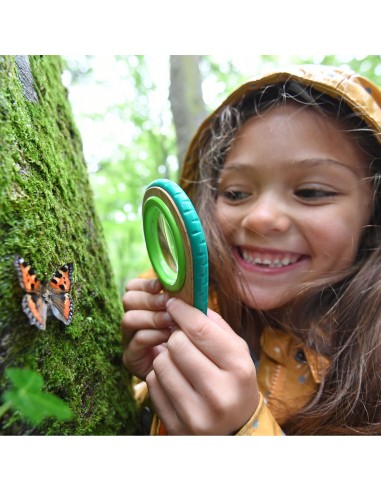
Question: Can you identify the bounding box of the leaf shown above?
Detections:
[4,389,72,424]
[5,368,44,392]
[3,368,72,425]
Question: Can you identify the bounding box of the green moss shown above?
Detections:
[0,56,138,435]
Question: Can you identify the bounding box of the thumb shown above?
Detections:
[206,307,234,333]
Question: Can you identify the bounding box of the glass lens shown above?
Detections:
[158,212,178,273]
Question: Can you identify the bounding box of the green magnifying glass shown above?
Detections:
[142,179,209,314]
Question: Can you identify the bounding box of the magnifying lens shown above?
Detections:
[142,179,208,314]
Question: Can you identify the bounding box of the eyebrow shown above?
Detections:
[222,158,367,178]
[286,158,360,172]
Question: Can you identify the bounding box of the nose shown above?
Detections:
[241,193,292,235]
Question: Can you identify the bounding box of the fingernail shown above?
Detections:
[156,293,169,307]
[150,279,159,290]
[166,297,176,308]
[161,312,172,323]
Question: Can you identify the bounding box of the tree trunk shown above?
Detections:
[169,55,208,175]
[0,55,138,435]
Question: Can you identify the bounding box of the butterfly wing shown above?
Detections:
[48,263,73,293]
[50,293,74,325]
[22,293,48,330]
[14,255,42,294]
[14,255,47,329]
[47,263,74,325]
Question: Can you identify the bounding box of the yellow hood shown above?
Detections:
[180,64,381,198]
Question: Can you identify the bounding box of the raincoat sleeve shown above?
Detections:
[134,379,284,435]
[235,393,285,436]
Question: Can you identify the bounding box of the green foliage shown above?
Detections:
[66,56,179,293]
[61,56,94,84]
[1,368,72,425]
[64,55,381,295]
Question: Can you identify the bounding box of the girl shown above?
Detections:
[122,65,381,435]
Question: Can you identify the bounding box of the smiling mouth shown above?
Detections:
[238,247,304,269]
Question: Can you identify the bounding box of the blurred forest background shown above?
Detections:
[61,55,381,294]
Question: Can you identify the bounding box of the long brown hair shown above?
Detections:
[188,81,381,434]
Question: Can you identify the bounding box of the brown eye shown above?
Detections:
[223,190,250,201]
[295,188,338,200]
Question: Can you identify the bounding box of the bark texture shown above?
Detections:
[169,55,207,174]
[0,55,138,435]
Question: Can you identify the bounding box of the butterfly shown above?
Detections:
[14,255,74,331]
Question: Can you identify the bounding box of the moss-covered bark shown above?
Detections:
[0,55,138,435]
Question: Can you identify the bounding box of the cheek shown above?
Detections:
[215,201,225,227]
[215,204,237,240]
[309,215,366,268]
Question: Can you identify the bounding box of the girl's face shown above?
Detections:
[216,102,372,311]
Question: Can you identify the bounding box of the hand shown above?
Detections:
[146,298,260,435]
[121,278,174,380]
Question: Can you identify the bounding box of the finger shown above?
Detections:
[122,310,170,333]
[166,298,250,370]
[123,329,171,374]
[146,369,184,435]
[127,328,171,353]
[121,309,173,345]
[166,328,219,392]
[125,277,162,293]
[150,350,201,432]
[206,307,230,330]
[122,290,169,312]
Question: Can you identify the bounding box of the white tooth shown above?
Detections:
[241,249,298,268]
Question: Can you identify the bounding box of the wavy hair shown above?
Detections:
[192,81,381,435]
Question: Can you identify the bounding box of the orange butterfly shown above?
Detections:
[14,255,74,331]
